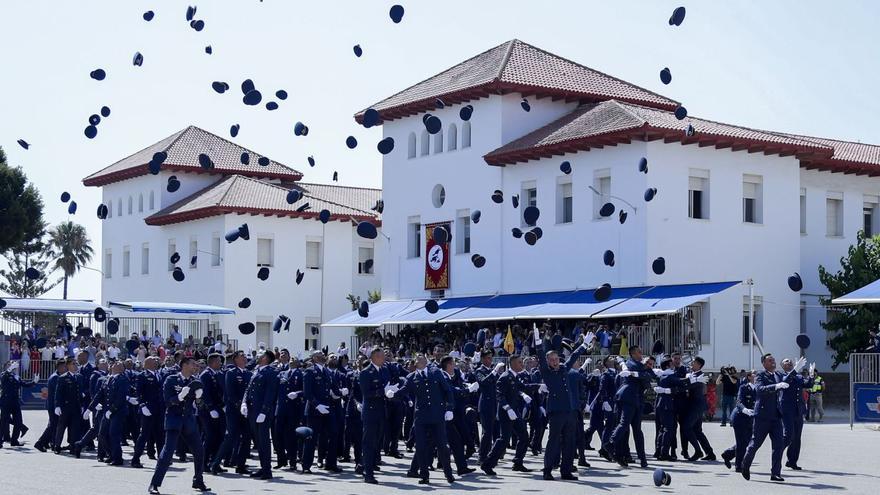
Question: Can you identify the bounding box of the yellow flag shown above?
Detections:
[503,324,515,354]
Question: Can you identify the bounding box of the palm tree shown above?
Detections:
[48,221,94,299]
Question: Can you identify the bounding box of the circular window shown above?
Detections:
[432,184,446,208]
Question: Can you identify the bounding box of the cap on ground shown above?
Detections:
[653,467,671,486]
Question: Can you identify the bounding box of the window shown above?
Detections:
[593,171,611,219]
[742,175,763,224]
[104,250,112,278]
[117,199,122,216]
[167,240,176,271]
[141,243,149,275]
[138,194,144,213]
[461,122,471,148]
[211,236,221,266]
[257,238,274,267]
[107,201,112,218]
[149,191,155,210]
[433,132,444,154]
[447,123,458,151]
[826,192,843,237]
[358,245,374,274]
[128,196,133,215]
[800,301,807,335]
[742,296,763,344]
[420,130,429,157]
[122,246,130,277]
[456,211,471,254]
[407,217,421,258]
[407,132,417,159]
[306,240,322,269]
[521,183,537,227]
[863,195,878,237]
[189,239,198,268]
[432,184,446,208]
[304,322,319,352]
[800,188,807,234]
[256,322,272,349]
[688,170,709,219]
[557,181,573,224]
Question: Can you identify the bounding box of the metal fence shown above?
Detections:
[850,352,880,428]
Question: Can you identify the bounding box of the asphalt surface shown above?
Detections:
[1,408,877,495]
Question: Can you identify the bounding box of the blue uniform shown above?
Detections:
[302,364,341,471]
[722,381,757,470]
[781,372,812,466]
[132,369,164,463]
[244,365,279,475]
[210,367,252,471]
[537,341,585,476]
[106,373,131,464]
[274,367,304,468]
[358,363,390,478]
[741,369,795,477]
[595,368,618,453]
[398,367,455,481]
[609,358,656,464]
[483,369,531,469]
[149,373,206,488]
[682,370,715,457]
[0,370,26,445]
[473,364,500,462]
[383,361,406,456]
[36,372,61,450]
[655,372,685,458]
[527,368,547,453]
[53,371,82,451]
[198,368,225,465]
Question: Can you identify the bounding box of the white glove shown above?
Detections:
[660,369,675,377]
[540,406,546,417]
[584,403,590,413]
[584,332,596,345]
[95,403,103,411]
[743,408,755,417]
[194,388,204,399]
[630,371,639,377]
[793,357,807,373]
[467,382,479,393]
[602,401,612,412]
[652,369,664,377]
[653,386,671,394]
[287,391,300,400]
[592,368,601,376]
[408,401,414,407]
[493,363,505,375]
[444,411,454,421]
[584,358,592,365]
[240,403,248,416]
[384,384,398,395]
[809,363,816,378]
[178,386,191,402]
[619,370,632,378]
[141,406,152,417]
[256,413,266,423]
[533,323,542,346]
[210,409,220,419]
[33,374,40,383]
[82,410,91,420]
[104,410,111,419]
[340,387,349,397]
[316,404,330,415]
[54,407,62,416]
[538,383,548,394]
[775,382,789,390]
[385,389,396,399]
[506,408,517,420]
[520,392,532,404]
[356,402,363,412]
[655,353,667,365]
[127,396,138,405]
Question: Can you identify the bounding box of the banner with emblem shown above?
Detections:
[424,222,451,290]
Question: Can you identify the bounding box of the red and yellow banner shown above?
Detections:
[424,222,450,290]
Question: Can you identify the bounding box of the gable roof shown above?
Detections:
[144,175,379,226]
[484,100,834,166]
[355,39,678,124]
[777,133,880,176]
[83,126,303,187]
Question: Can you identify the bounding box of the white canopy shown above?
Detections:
[0,298,104,314]
[832,278,880,305]
[107,301,235,315]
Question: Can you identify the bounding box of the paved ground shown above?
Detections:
[1,408,877,494]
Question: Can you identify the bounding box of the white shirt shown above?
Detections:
[41,347,53,361]
[54,346,65,359]
[108,346,120,359]
[493,332,504,347]
[336,346,349,357]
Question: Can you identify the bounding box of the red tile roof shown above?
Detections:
[144,175,380,226]
[484,100,834,166]
[355,39,678,124]
[777,133,880,176]
[83,126,302,187]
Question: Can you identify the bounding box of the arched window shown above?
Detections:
[149,191,155,210]
[117,199,122,216]
[420,130,430,157]
[462,122,472,149]
[447,123,458,151]
[138,193,144,213]
[433,132,444,154]
[128,196,133,215]
[407,132,417,159]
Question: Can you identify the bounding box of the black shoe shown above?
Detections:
[364,477,378,484]
[210,465,227,474]
[561,473,578,481]
[722,453,732,469]
[578,457,591,468]
[148,485,160,495]
[274,463,287,469]
[479,464,496,476]
[235,467,252,475]
[458,467,475,476]
[192,481,211,492]
[177,454,186,463]
[702,453,716,461]
[771,475,785,482]
[340,456,352,463]
[324,466,342,473]
[374,464,381,471]
[390,451,404,459]
[110,461,123,466]
[687,452,703,462]
[131,460,144,469]
[72,444,82,459]
[249,470,265,478]
[785,462,803,471]
[35,443,47,453]
[735,467,742,473]
[147,453,156,460]
[446,474,456,483]
[302,468,313,474]
[598,448,612,462]
[418,479,430,485]
[259,473,273,480]
[640,460,649,469]
[511,463,531,472]
[741,468,750,480]
[543,471,555,481]
[406,471,420,478]
[614,455,629,468]
[355,465,364,475]
[20,425,29,437]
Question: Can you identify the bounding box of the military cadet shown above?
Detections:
[779,357,813,471]
[608,345,657,468]
[198,353,225,468]
[439,356,477,476]
[722,370,757,472]
[681,356,715,461]
[35,360,68,452]
[741,353,806,482]
[302,350,342,474]
[670,352,689,458]
[359,348,390,484]
[326,354,350,465]
[210,350,252,475]
[71,359,110,459]
[473,349,502,463]
[0,360,36,447]
[345,359,365,475]
[570,355,592,469]
[383,349,406,458]
[653,358,684,460]
[105,361,131,465]
[275,357,304,471]
[75,351,95,443]
[524,357,547,455]
[148,356,210,494]
[596,356,619,462]
[242,350,279,480]
[583,360,603,450]
[132,356,164,467]
[53,357,82,453]
[481,354,533,474]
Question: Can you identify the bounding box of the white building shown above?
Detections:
[336,39,880,372]
[83,125,382,355]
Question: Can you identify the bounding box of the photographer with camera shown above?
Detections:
[716,366,740,426]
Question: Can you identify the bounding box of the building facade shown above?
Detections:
[84,126,382,355]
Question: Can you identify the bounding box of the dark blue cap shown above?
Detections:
[238,298,251,309]
[669,6,686,26]
[257,266,270,281]
[240,152,250,165]
[296,269,304,285]
[358,301,369,317]
[241,79,255,94]
[17,139,29,149]
[230,124,240,137]
[97,204,108,219]
[685,124,696,137]
[90,69,106,81]
[166,176,180,192]
[353,44,363,57]
[295,426,313,438]
[524,230,537,245]
[89,114,101,126]
[460,105,474,121]
[266,101,279,111]
[149,151,166,174]
[296,202,310,212]
[319,209,331,224]
[294,122,307,136]
[332,171,338,181]
[425,115,442,134]
[357,221,378,239]
[788,272,803,292]
[170,252,181,264]
[660,67,672,85]
[638,157,648,173]
[471,254,486,268]
[143,11,154,21]
[523,206,540,226]
[100,106,111,117]
[84,126,97,139]
[276,89,288,100]
[362,108,380,128]
[94,307,106,322]
[491,190,503,204]
[67,201,77,214]
[511,195,519,208]
[470,210,481,224]
[432,225,449,244]
[521,98,531,112]
[199,153,214,169]
[560,161,572,174]
[190,19,205,31]
[107,319,119,334]
[239,322,255,335]
[603,250,615,266]
[258,156,270,167]
[594,283,612,302]
[346,136,358,149]
[172,267,185,282]
[212,81,229,94]
[186,5,197,21]
[674,106,687,120]
[25,267,41,280]
[389,4,405,23]
[652,257,666,275]
[377,137,395,155]
[796,334,811,349]
[307,156,315,167]
[599,202,615,217]
[205,45,212,54]
[133,52,144,66]
[425,299,439,314]
[644,188,657,202]
[286,189,302,204]
[243,90,262,106]
[60,191,71,203]
[511,227,523,239]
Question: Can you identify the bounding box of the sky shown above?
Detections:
[1,0,879,302]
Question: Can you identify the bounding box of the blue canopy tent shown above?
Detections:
[321,300,422,327]
[107,301,235,314]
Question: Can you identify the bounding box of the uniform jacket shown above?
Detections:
[474,364,500,413]
[198,368,224,413]
[358,363,390,419]
[614,358,656,406]
[496,369,529,418]
[54,372,82,413]
[107,373,131,414]
[753,370,795,421]
[223,367,252,411]
[0,370,24,406]
[400,368,454,424]
[537,341,585,413]
[163,373,198,430]
[244,365,279,417]
[276,367,304,416]
[135,370,164,411]
[302,364,339,416]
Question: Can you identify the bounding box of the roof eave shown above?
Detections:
[83,164,303,187]
[145,205,379,227]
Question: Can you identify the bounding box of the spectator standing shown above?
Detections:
[718,367,740,426]
[809,369,825,422]
[108,342,121,360]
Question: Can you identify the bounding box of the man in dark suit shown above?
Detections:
[741,353,805,482]
[653,358,685,461]
[132,357,164,467]
[209,351,252,475]
[243,350,279,479]
[722,370,757,472]
[473,349,502,463]
[35,360,68,452]
[481,354,532,474]
[275,358,304,471]
[358,348,390,484]
[53,358,81,453]
[780,358,813,471]
[608,345,657,468]
[681,356,715,461]
[148,356,210,494]
[0,360,36,447]
[302,351,342,474]
[105,361,130,465]
[199,353,225,467]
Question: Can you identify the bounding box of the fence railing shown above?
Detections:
[850,352,880,428]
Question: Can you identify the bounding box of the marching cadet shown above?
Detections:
[383,349,406,459]
[481,354,533,474]
[524,357,547,456]
[653,358,684,460]
[0,360,37,447]
[681,356,715,461]
[148,356,210,494]
[570,355,592,469]
[779,357,813,471]
[440,356,477,476]
[106,361,131,465]
[596,356,619,462]
[242,350,279,480]
[358,348,390,484]
[71,359,110,460]
[722,370,757,472]
[275,357,304,471]
[198,353,225,468]
[583,361,603,450]
[209,350,252,475]
[302,350,342,474]
[53,357,82,454]
[608,345,657,468]
[131,356,164,467]
[741,353,806,482]
[326,354,350,465]
[473,349,502,464]
[35,360,68,452]
[345,360,365,475]
[533,324,590,480]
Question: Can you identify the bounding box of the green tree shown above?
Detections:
[0,230,61,331]
[346,290,382,340]
[818,230,880,369]
[0,147,45,252]
[48,221,94,299]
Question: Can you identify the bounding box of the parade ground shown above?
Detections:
[2,409,876,495]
